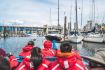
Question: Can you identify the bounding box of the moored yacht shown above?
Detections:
[83,33,104,43]
[68,34,83,43]
[45,30,62,42]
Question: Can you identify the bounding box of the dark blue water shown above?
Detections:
[0,37,105,56]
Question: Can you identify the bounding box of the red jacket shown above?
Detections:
[19,45,33,57]
[56,50,82,61]
[42,40,56,57]
[8,55,19,69]
[16,58,51,70]
[42,49,56,57]
[51,52,86,70]
[71,50,82,61]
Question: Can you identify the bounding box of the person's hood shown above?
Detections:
[56,50,74,57]
[57,52,74,57]
[43,40,52,49]
[22,45,33,52]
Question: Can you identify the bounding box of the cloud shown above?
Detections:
[0,0,105,28]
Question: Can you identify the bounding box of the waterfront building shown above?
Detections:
[101,23,105,33]
[83,20,92,32]
[0,24,44,37]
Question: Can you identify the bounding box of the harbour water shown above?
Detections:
[0,37,105,57]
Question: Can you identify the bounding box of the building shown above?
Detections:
[101,23,105,33]
[0,24,44,37]
[83,20,93,32]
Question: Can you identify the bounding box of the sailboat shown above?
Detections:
[69,34,83,43]
[83,33,104,43]
[68,0,83,43]
[83,0,104,43]
[45,3,62,42]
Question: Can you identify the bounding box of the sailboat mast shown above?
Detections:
[70,1,72,23]
[81,0,83,27]
[50,8,52,25]
[93,0,95,22]
[75,0,78,32]
[92,0,95,24]
[58,0,60,30]
[68,1,72,37]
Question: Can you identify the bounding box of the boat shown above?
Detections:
[45,4,62,42]
[81,56,99,70]
[68,0,83,43]
[45,30,62,42]
[69,34,83,43]
[83,33,104,43]
[81,48,105,69]
[82,0,105,43]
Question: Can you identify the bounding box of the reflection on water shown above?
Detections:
[64,41,105,56]
[0,37,105,57]
[78,42,105,56]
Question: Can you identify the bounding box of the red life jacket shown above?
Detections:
[51,52,86,70]
[42,49,56,57]
[8,55,19,69]
[42,40,56,57]
[71,49,82,61]
[19,45,33,57]
[56,50,82,61]
[15,58,51,70]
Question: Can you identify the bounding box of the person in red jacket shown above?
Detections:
[0,56,11,70]
[56,49,82,61]
[16,47,51,70]
[8,55,19,70]
[19,41,34,58]
[0,48,6,56]
[51,42,86,70]
[0,48,18,70]
[42,40,56,57]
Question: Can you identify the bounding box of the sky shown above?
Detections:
[0,0,105,28]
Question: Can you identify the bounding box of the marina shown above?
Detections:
[0,0,105,69]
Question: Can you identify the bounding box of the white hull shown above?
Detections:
[69,35,83,43]
[83,34,104,43]
[83,37,104,43]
